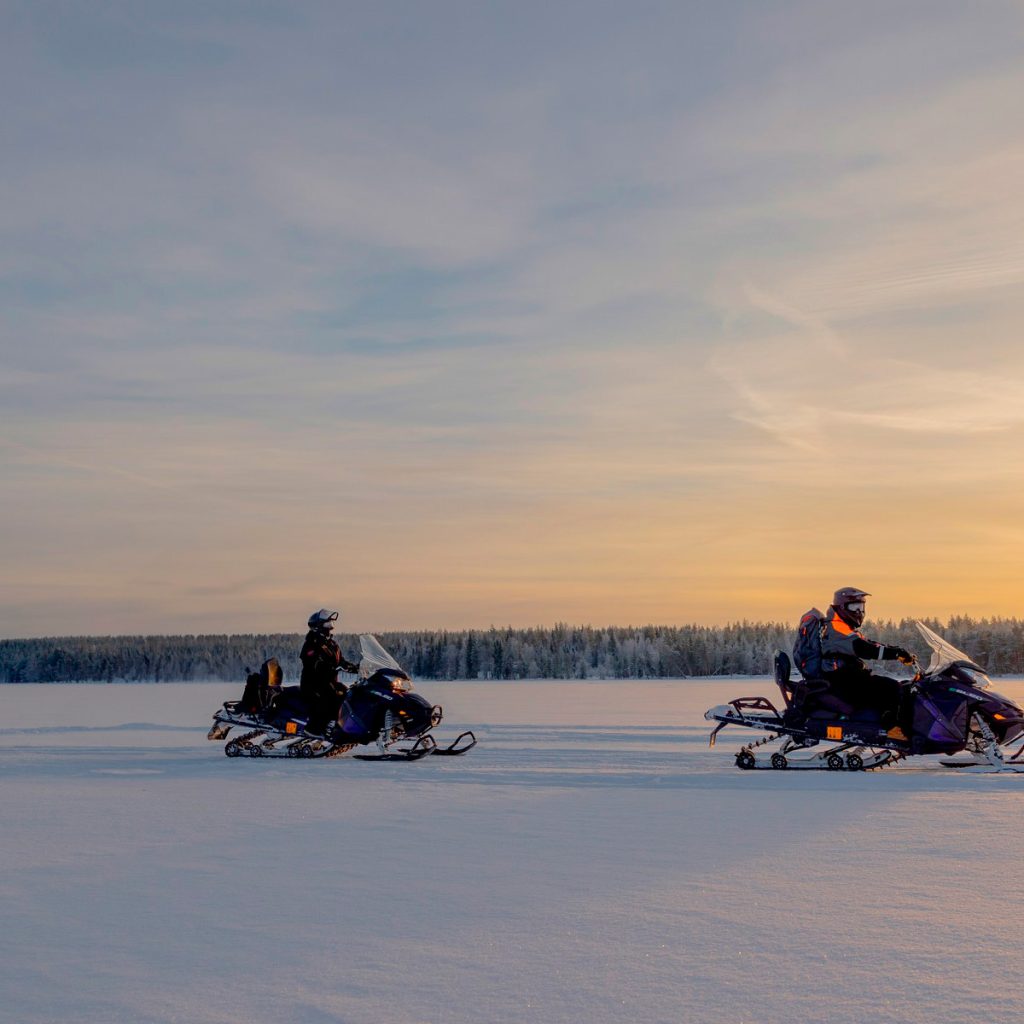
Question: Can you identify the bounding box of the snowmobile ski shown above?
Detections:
[430,730,477,756]
[938,756,1024,772]
[353,734,437,761]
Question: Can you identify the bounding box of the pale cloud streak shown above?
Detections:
[713,290,1024,450]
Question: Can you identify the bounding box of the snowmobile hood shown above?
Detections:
[915,621,990,685]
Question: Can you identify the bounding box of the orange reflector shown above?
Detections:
[826,725,843,740]
[285,722,298,735]
[994,713,1006,721]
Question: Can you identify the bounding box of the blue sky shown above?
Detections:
[4,1,1024,635]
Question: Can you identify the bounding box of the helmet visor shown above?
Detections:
[844,600,866,625]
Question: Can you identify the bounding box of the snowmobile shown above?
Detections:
[207,634,476,760]
[705,622,1024,772]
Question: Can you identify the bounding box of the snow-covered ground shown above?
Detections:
[2,678,1024,1024]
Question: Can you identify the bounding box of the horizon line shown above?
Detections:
[2,611,1019,643]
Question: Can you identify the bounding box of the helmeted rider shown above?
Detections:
[300,609,360,735]
[821,587,915,740]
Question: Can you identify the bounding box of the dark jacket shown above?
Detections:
[820,607,900,680]
[299,631,358,698]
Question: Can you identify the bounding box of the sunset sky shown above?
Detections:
[4,1,1024,636]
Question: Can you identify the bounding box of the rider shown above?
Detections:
[300,609,360,735]
[821,587,916,740]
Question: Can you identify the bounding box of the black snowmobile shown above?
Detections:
[208,634,476,760]
[705,622,1024,771]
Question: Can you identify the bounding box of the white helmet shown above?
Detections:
[307,608,339,634]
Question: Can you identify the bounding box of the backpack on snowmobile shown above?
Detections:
[792,608,825,680]
[238,658,283,714]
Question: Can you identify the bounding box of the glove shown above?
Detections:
[891,646,915,666]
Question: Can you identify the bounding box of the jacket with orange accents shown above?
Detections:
[820,607,901,678]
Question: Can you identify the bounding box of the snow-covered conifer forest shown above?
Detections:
[4,616,1024,682]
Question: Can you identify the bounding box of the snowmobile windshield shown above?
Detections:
[914,621,990,685]
[357,634,412,688]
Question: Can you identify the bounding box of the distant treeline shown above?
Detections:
[3,617,1024,683]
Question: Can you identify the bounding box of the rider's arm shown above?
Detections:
[823,617,887,660]
[824,620,910,662]
[852,635,889,660]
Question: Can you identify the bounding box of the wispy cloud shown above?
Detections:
[712,286,1024,454]
[5,2,1024,632]
[0,436,172,491]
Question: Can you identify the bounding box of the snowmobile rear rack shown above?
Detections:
[708,696,788,747]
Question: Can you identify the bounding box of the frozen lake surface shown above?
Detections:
[3,677,1024,1024]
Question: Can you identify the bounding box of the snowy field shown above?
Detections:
[3,678,1024,1024]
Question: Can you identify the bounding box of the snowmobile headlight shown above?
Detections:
[960,667,991,689]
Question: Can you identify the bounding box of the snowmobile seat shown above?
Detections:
[800,685,858,719]
[267,685,306,716]
[803,700,855,719]
[255,686,313,733]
